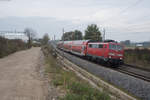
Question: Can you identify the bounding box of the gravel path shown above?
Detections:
[57,49,150,100]
[0,48,48,100]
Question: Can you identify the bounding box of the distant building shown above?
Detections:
[135,42,150,47]
[136,43,143,47]
[0,31,28,42]
[120,40,131,46]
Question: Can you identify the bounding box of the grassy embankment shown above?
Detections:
[0,36,28,58]
[124,48,150,69]
[42,45,110,100]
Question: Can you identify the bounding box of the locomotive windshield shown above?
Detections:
[109,44,123,51]
[117,45,123,50]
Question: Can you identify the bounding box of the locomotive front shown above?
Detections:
[107,42,124,65]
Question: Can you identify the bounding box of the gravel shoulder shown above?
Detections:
[0,47,48,100]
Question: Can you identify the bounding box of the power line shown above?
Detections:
[104,0,144,23]
[120,0,143,14]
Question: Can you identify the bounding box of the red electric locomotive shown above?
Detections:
[57,40,124,66]
[86,41,124,65]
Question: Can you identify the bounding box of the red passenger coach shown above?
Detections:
[63,41,72,52]
[71,40,89,56]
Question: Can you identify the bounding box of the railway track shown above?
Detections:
[117,66,150,82]
[124,63,150,72]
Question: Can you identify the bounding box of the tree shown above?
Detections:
[42,33,50,45]
[84,24,102,41]
[62,31,74,41]
[61,30,83,41]
[24,28,36,48]
[74,30,83,40]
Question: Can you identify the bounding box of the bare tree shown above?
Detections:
[42,33,50,45]
[24,28,36,48]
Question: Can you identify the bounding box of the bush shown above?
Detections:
[124,48,150,68]
[0,36,27,58]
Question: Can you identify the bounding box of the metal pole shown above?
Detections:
[62,28,65,60]
[103,28,105,42]
[54,35,55,40]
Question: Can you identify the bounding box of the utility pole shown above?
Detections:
[62,28,65,60]
[54,35,55,40]
[103,28,105,42]
[63,28,64,41]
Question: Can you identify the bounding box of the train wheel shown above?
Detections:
[95,58,99,63]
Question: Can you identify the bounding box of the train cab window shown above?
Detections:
[109,44,116,50]
[99,44,103,48]
[117,45,123,50]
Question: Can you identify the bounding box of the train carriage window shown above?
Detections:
[99,44,103,48]
[82,46,85,50]
[89,44,92,48]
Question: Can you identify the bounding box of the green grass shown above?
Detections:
[42,45,110,100]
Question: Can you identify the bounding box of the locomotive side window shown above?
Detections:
[93,44,100,48]
[92,44,97,48]
[99,44,103,48]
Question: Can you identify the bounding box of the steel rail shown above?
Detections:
[117,68,150,82]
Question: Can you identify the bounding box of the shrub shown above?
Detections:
[124,48,150,68]
[0,36,27,58]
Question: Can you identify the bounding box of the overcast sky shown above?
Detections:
[0,0,150,42]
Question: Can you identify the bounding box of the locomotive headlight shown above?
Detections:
[109,56,111,58]
[109,53,115,56]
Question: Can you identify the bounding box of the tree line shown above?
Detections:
[23,24,103,47]
[62,24,102,41]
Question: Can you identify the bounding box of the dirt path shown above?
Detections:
[0,47,48,100]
